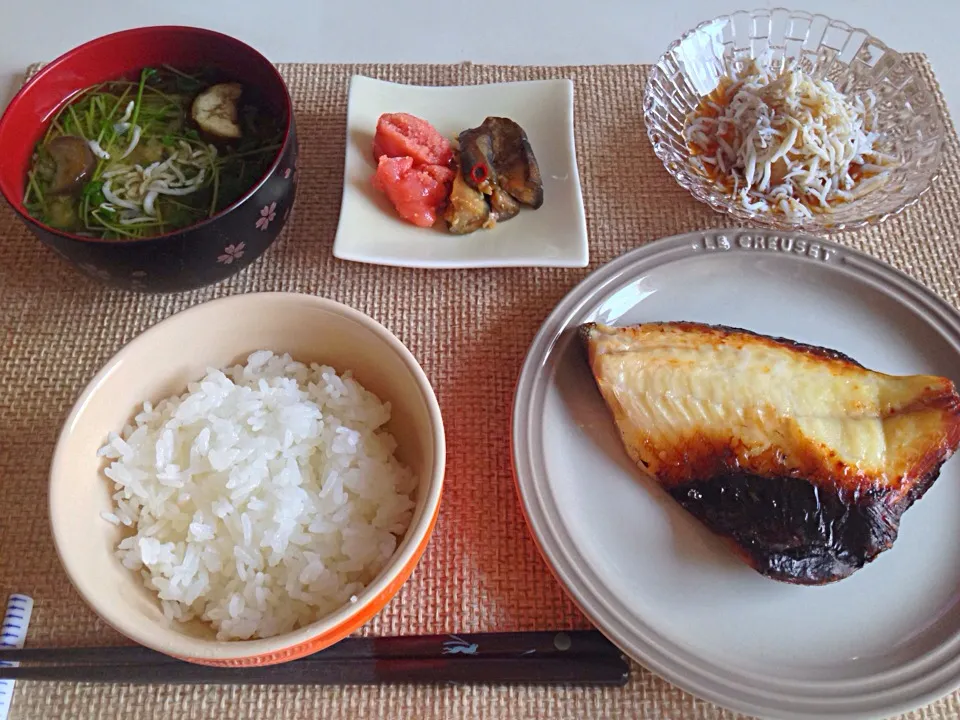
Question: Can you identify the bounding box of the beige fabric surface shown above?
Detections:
[2,57,960,720]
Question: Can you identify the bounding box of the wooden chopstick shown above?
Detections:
[0,631,630,687]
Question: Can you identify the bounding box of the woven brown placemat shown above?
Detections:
[2,57,960,720]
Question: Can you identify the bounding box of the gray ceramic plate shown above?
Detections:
[512,229,960,720]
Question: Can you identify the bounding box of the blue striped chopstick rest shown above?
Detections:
[0,594,33,720]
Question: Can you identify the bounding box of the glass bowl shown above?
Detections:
[643,8,945,233]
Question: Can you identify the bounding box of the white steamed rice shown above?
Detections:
[98,350,417,641]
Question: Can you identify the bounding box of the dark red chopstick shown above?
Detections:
[2,630,615,664]
[0,630,630,687]
[0,656,629,686]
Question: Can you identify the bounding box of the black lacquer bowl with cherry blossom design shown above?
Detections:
[0,26,299,293]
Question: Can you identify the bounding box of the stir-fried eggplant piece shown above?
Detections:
[458,126,497,199]
[483,117,543,208]
[459,117,543,209]
[489,184,521,221]
[438,116,544,234]
[444,155,490,234]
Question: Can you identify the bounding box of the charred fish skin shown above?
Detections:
[669,473,907,585]
[579,321,960,585]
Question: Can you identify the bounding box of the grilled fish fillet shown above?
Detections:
[580,321,960,585]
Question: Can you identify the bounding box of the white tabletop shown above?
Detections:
[1,1,957,124]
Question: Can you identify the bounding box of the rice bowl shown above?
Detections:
[49,292,445,666]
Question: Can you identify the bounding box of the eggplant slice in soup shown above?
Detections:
[192,82,244,140]
[46,136,96,194]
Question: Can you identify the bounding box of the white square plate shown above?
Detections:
[333,76,589,269]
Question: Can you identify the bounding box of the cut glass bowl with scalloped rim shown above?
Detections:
[643,8,945,233]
